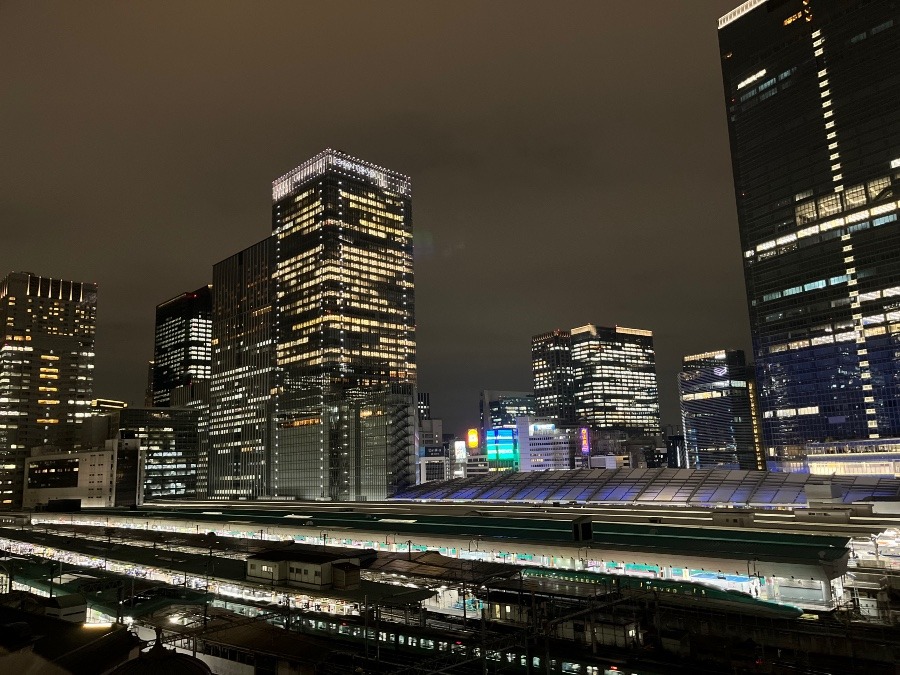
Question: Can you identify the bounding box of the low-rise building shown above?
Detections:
[22,440,143,510]
[246,547,373,591]
[516,417,579,472]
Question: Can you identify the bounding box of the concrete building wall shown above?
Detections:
[23,449,114,509]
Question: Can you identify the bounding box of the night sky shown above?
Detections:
[1,1,749,436]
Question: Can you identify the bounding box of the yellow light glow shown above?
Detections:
[467,429,479,449]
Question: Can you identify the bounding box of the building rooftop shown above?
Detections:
[109,632,211,675]
[0,605,138,675]
[249,546,368,565]
[368,551,518,585]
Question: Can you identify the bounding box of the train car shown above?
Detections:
[522,568,803,619]
[292,611,643,674]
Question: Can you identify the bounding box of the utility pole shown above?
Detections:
[363,594,369,660]
[481,583,488,675]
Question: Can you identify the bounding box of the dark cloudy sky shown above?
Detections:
[1,1,749,435]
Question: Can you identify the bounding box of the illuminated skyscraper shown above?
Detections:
[719,0,900,456]
[152,285,212,407]
[272,150,416,501]
[532,329,576,426]
[208,238,275,500]
[679,349,760,470]
[570,324,660,436]
[0,272,97,506]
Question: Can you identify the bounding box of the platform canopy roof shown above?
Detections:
[393,468,900,508]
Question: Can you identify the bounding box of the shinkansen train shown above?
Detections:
[521,568,804,619]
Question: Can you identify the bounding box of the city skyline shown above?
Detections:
[1,1,748,435]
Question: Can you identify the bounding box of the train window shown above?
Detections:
[438,641,448,652]
[408,637,417,648]
[398,635,406,645]
[421,639,434,650]
[379,631,388,642]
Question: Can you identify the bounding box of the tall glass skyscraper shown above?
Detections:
[208,238,275,500]
[570,324,660,436]
[532,329,576,426]
[152,285,212,407]
[679,349,760,470]
[271,150,416,501]
[0,273,97,506]
[719,0,900,457]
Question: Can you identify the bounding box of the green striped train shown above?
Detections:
[522,568,804,619]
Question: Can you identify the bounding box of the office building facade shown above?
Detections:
[679,349,760,470]
[570,324,660,435]
[22,441,143,509]
[532,330,576,426]
[152,285,212,407]
[0,272,97,507]
[120,407,198,500]
[272,150,416,501]
[208,238,276,500]
[171,380,210,497]
[417,392,432,422]
[84,407,198,500]
[480,390,535,471]
[719,0,900,456]
[515,416,580,472]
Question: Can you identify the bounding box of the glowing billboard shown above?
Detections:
[467,428,479,448]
